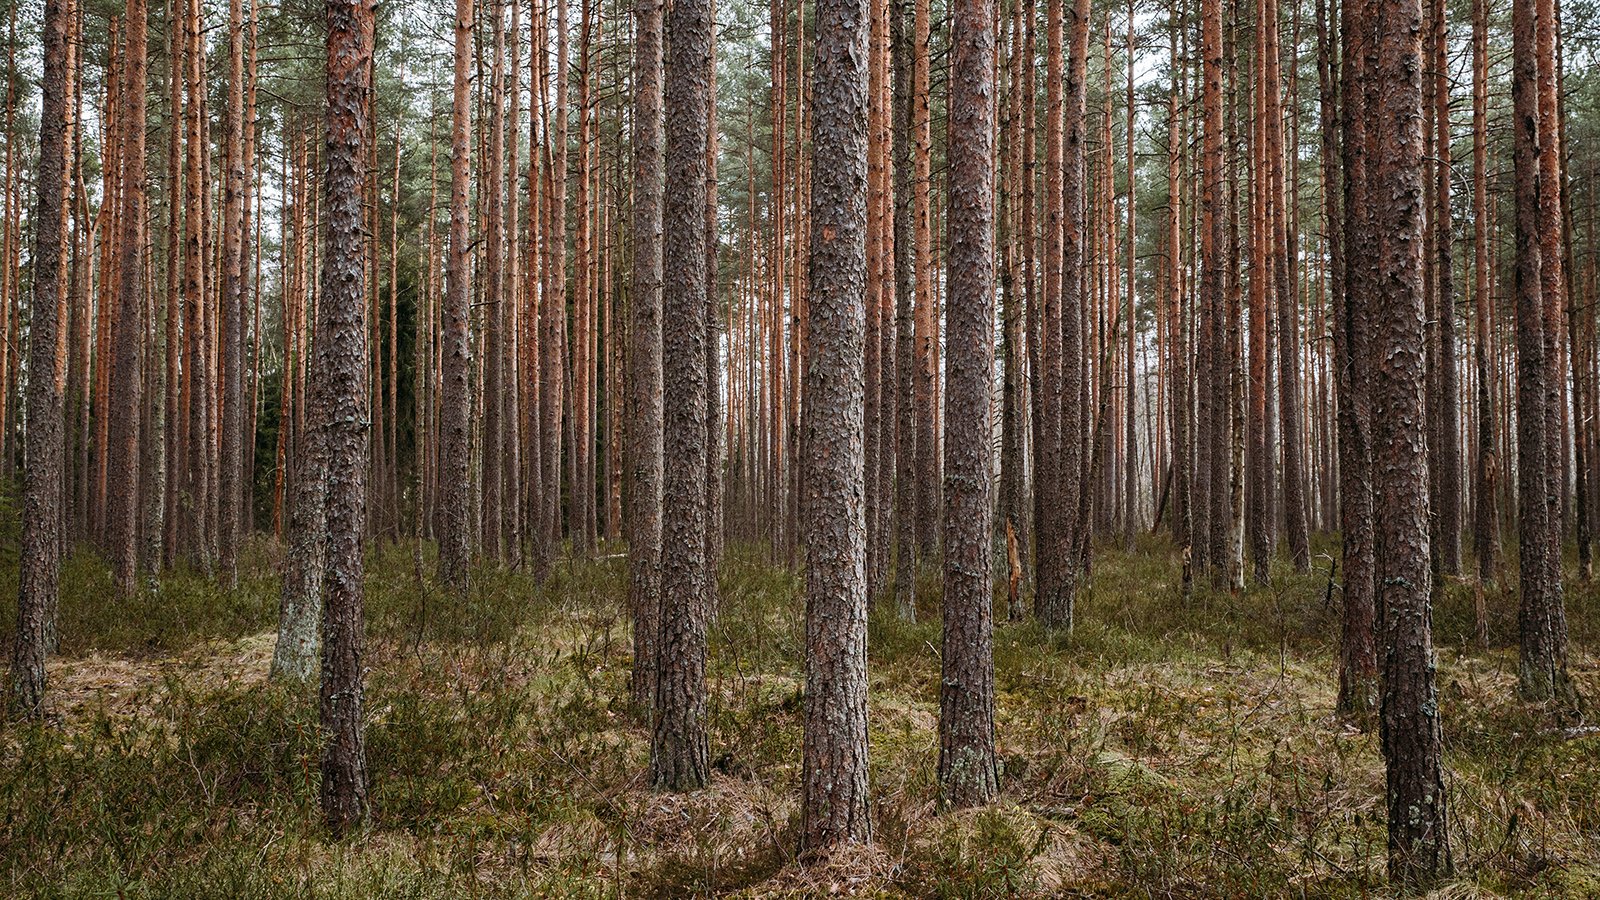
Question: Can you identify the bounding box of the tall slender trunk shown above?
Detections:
[911,0,938,558]
[1470,0,1497,586]
[1371,0,1450,879]
[800,0,873,845]
[627,0,665,714]
[891,0,917,620]
[438,0,475,588]
[938,0,999,809]
[10,0,71,718]
[317,0,375,832]
[1335,0,1378,718]
[651,0,713,790]
[1267,0,1308,572]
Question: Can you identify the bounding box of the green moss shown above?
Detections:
[2,533,1597,896]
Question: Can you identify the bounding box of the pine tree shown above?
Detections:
[652,0,714,790]
[438,0,475,589]
[800,0,873,844]
[627,0,665,714]
[10,0,71,718]
[937,0,999,809]
[1370,0,1449,878]
[317,0,375,832]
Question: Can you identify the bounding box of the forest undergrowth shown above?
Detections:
[2,527,1599,898]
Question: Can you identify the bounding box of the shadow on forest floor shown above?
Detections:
[3,533,1600,897]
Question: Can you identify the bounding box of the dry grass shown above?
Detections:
[3,538,1600,897]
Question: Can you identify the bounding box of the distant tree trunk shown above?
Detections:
[158,0,182,565]
[438,0,474,589]
[628,0,665,714]
[891,0,917,620]
[938,0,999,810]
[1371,0,1449,880]
[1167,0,1191,593]
[482,0,508,561]
[1428,0,1459,578]
[1000,0,1029,618]
[10,0,70,718]
[501,0,522,565]
[863,0,885,602]
[1335,0,1378,719]
[108,0,148,595]
[1033,0,1065,622]
[870,0,896,602]
[1470,0,1497,586]
[1194,0,1223,581]
[571,0,594,556]
[1248,0,1271,584]
[911,0,939,559]
[317,0,375,833]
[218,0,247,585]
[800,0,872,847]
[1512,0,1575,706]
[1267,0,1309,573]
[539,0,570,571]
[1122,1,1137,552]
[705,12,724,608]
[651,0,713,790]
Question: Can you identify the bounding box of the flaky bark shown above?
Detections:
[1429,0,1459,577]
[108,0,148,595]
[219,0,247,585]
[628,0,665,713]
[1336,0,1378,719]
[1371,0,1450,881]
[1266,0,1308,573]
[10,0,70,718]
[1512,0,1574,706]
[1195,0,1223,579]
[1470,0,1497,585]
[437,0,474,590]
[317,0,375,833]
[910,0,938,557]
[651,0,713,791]
[938,0,999,810]
[891,0,917,620]
[1033,0,1066,623]
[800,0,873,847]
[482,0,508,560]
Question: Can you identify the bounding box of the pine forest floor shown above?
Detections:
[3,530,1600,898]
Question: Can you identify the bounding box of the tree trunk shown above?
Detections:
[10,0,70,718]
[1512,0,1575,706]
[1335,0,1378,719]
[651,0,713,790]
[800,0,873,846]
[317,0,375,833]
[938,0,999,810]
[627,0,665,714]
[1470,0,1497,587]
[891,0,917,620]
[438,0,475,589]
[218,0,247,584]
[911,0,938,559]
[1371,0,1449,879]
[108,0,148,595]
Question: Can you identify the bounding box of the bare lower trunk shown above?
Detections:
[938,0,999,810]
[651,0,713,791]
[10,0,70,718]
[627,0,665,713]
[800,0,872,845]
[317,0,375,833]
[437,0,474,589]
